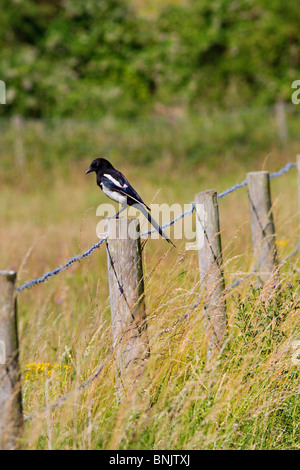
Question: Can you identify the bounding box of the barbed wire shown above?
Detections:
[218,161,296,198]
[269,161,296,179]
[17,161,297,293]
[140,203,195,237]
[17,238,106,293]
[218,180,248,198]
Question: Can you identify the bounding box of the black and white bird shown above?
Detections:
[85,158,175,247]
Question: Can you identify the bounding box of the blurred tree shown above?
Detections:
[0,0,299,118]
[157,0,300,109]
[0,0,159,117]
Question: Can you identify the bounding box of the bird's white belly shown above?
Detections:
[102,184,127,204]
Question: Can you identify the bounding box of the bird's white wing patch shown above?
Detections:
[101,183,127,204]
[103,173,128,188]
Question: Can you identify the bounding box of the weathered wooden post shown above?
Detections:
[0,271,22,449]
[105,218,150,396]
[275,100,288,145]
[297,155,300,207]
[194,190,227,360]
[246,171,278,286]
[13,116,26,171]
[0,80,5,105]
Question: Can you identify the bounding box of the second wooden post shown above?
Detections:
[105,217,150,396]
[195,190,227,361]
[246,171,278,286]
[297,154,300,207]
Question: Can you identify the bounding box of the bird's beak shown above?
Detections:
[85,167,93,175]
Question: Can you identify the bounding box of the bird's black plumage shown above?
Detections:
[85,158,175,246]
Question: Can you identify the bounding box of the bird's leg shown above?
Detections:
[112,203,127,219]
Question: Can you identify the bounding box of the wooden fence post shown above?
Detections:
[0,271,22,449]
[246,171,278,286]
[275,99,288,145]
[105,217,150,397]
[194,190,227,360]
[13,116,26,171]
[297,155,300,207]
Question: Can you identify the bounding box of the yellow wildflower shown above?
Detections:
[24,362,72,382]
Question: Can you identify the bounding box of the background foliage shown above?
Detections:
[1,0,300,118]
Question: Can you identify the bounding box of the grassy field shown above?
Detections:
[1,108,300,449]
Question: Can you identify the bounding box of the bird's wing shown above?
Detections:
[102,171,150,211]
[101,172,175,246]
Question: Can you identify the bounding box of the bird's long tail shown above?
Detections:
[137,204,176,247]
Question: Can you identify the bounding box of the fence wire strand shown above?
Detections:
[17,238,106,293]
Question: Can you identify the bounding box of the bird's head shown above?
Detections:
[85,158,114,175]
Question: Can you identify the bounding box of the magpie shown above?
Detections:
[85,158,175,247]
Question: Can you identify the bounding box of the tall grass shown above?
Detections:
[20,250,300,450]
